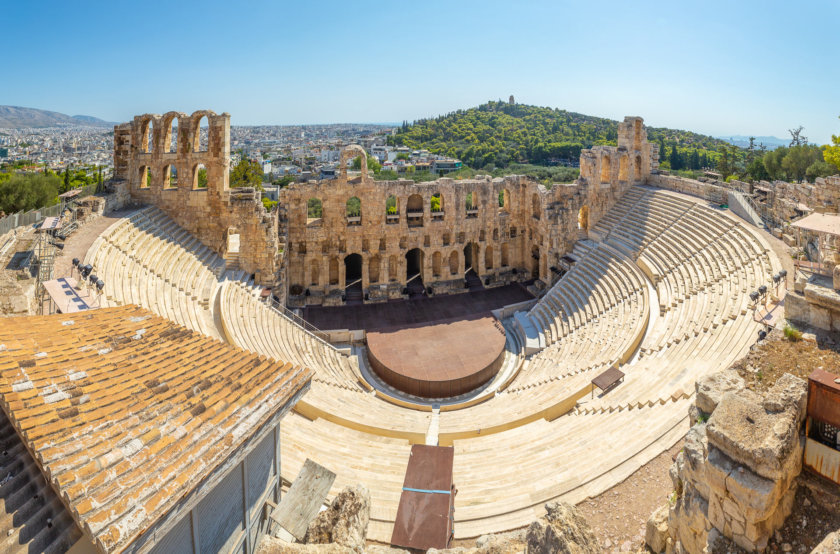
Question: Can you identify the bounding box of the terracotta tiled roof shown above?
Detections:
[0,305,312,553]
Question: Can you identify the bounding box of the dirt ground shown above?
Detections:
[576,442,684,552]
[732,328,840,394]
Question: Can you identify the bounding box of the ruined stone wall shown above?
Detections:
[578,116,659,228]
[112,111,278,285]
[647,371,807,552]
[281,116,656,307]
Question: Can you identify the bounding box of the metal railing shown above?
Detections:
[0,184,98,236]
[264,294,337,350]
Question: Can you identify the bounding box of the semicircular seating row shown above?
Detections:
[81,188,779,542]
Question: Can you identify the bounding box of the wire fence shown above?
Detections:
[0,184,98,236]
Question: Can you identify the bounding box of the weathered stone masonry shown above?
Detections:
[111,113,656,303]
[281,116,658,307]
[112,110,279,286]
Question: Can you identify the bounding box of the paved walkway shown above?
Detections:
[54,209,136,278]
[302,283,533,331]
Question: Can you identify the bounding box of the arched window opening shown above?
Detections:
[143,120,154,153]
[443,232,451,246]
[307,198,323,225]
[138,166,150,189]
[448,251,459,275]
[634,155,642,181]
[501,243,509,267]
[618,155,629,181]
[344,254,362,286]
[465,192,478,218]
[196,115,209,152]
[600,154,611,183]
[430,192,444,220]
[463,242,478,276]
[407,194,423,227]
[386,195,399,223]
[346,196,361,225]
[532,193,540,220]
[493,228,499,241]
[499,189,510,213]
[163,165,177,189]
[405,249,424,291]
[432,251,442,277]
[578,205,590,231]
[168,118,178,153]
[531,246,541,279]
[369,254,381,283]
[193,163,207,189]
[485,245,494,270]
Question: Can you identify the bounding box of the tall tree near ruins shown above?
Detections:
[824,116,840,171]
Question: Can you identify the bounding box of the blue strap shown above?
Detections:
[403,487,451,494]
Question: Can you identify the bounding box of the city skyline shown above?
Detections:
[2,0,838,142]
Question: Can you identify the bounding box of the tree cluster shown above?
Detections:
[229,158,264,190]
[0,172,62,214]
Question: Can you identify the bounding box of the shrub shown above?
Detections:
[783,323,803,342]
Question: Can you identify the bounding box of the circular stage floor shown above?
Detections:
[366,314,507,398]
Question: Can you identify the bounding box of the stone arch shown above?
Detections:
[163,164,177,189]
[618,155,629,181]
[578,205,590,231]
[346,196,361,225]
[388,255,397,281]
[532,193,540,219]
[430,192,443,214]
[386,194,398,215]
[307,198,323,222]
[369,254,381,283]
[634,155,642,181]
[139,116,155,154]
[310,260,320,286]
[190,110,215,152]
[484,244,494,270]
[600,153,611,183]
[465,191,477,214]
[339,144,367,180]
[432,251,442,277]
[329,257,339,286]
[344,253,362,286]
[407,194,423,213]
[193,163,207,189]
[448,250,459,275]
[405,248,424,282]
[499,189,510,213]
[501,243,509,267]
[161,112,184,154]
[139,165,150,189]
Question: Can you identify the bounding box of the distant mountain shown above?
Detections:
[716,135,788,150]
[0,106,114,128]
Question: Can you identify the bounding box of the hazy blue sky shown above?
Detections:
[2,0,837,142]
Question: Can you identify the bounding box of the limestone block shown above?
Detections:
[810,305,832,331]
[670,487,711,554]
[706,375,806,481]
[696,371,745,415]
[782,233,796,246]
[794,275,807,294]
[783,292,809,323]
[646,504,670,553]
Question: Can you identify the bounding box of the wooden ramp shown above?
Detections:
[270,459,336,541]
[391,445,456,550]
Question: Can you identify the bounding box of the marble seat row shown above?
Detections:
[83,208,224,339]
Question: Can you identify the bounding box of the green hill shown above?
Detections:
[387,101,732,176]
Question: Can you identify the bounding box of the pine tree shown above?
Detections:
[659,139,666,162]
[63,166,70,193]
[669,145,683,171]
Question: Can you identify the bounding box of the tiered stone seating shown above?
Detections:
[83,207,225,339]
[513,242,649,392]
[576,188,778,414]
[219,280,366,390]
[75,186,780,542]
